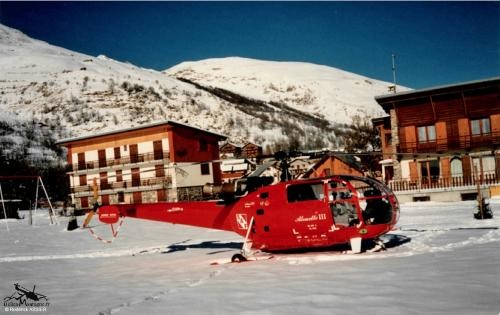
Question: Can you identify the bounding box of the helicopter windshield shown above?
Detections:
[287,183,324,202]
[328,176,395,226]
[328,180,359,226]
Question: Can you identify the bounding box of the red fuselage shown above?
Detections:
[99,175,399,251]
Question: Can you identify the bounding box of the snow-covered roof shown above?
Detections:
[56,120,227,145]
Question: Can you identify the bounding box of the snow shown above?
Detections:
[0,23,408,153]
[165,57,410,125]
[1,200,499,314]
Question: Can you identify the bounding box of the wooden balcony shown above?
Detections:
[70,176,172,194]
[68,151,170,172]
[397,131,500,154]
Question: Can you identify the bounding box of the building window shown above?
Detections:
[100,172,109,190]
[471,118,491,136]
[199,139,208,152]
[450,157,463,177]
[417,125,436,143]
[157,189,167,202]
[153,140,163,160]
[133,191,142,204]
[201,163,210,175]
[79,174,87,186]
[77,153,86,171]
[472,156,496,176]
[385,134,392,146]
[101,195,110,206]
[419,160,440,183]
[98,149,106,168]
[114,147,121,160]
[130,144,139,163]
[80,196,89,209]
[117,191,124,203]
[116,170,123,182]
[132,168,140,187]
[155,164,165,177]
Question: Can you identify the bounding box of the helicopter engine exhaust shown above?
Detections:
[203,182,239,196]
[203,176,274,200]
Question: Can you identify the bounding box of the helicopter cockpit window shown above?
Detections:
[287,183,324,203]
[328,180,359,226]
[362,188,392,225]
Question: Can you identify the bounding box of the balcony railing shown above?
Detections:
[389,173,499,192]
[397,132,500,154]
[69,151,170,172]
[71,176,172,194]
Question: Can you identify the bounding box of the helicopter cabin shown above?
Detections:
[57,120,226,210]
[374,77,500,202]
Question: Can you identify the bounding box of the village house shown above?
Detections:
[220,159,254,182]
[219,142,241,159]
[240,142,262,160]
[219,142,262,160]
[218,142,263,182]
[373,77,500,202]
[57,121,226,210]
[301,154,364,179]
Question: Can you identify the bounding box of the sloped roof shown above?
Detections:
[375,77,500,112]
[302,154,364,178]
[57,120,227,145]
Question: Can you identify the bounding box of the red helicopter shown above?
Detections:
[93,152,400,262]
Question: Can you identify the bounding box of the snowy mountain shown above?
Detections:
[0,24,408,164]
[166,57,398,125]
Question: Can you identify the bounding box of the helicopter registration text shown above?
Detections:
[294,213,327,223]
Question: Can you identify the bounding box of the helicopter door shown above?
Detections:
[327,180,360,227]
[284,182,332,247]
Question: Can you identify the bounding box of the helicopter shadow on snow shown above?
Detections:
[379,233,412,249]
[160,234,411,256]
[161,239,244,255]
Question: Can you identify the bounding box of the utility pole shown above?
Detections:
[387,54,397,94]
[391,54,397,93]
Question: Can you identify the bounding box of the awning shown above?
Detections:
[379,159,393,165]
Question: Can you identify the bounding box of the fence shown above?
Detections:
[389,173,499,192]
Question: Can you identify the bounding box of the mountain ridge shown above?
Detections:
[0,24,408,164]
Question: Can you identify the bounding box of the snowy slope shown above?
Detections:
[0,24,409,162]
[0,200,499,314]
[166,57,409,124]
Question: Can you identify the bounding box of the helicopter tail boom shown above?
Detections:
[97,201,234,232]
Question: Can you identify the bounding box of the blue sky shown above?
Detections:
[0,2,498,89]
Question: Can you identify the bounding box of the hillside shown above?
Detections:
[166,57,396,125]
[0,24,408,164]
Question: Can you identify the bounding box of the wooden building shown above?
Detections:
[241,143,262,159]
[57,121,226,210]
[373,77,500,201]
[220,159,252,182]
[302,155,364,179]
[219,142,262,160]
[219,143,241,159]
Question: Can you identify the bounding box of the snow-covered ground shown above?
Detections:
[1,200,499,315]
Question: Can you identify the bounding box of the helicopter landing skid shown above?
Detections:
[366,238,387,253]
[231,216,256,263]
